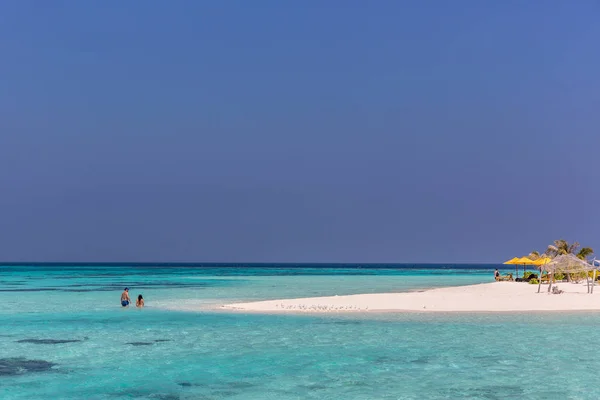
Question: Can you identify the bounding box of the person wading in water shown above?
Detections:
[121,288,131,307]
[136,294,144,308]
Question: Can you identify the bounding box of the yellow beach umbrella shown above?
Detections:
[533,257,551,266]
[504,257,522,278]
[518,257,536,264]
[503,257,536,279]
[517,257,536,266]
[517,257,537,278]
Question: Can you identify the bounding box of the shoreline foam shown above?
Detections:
[221,282,600,313]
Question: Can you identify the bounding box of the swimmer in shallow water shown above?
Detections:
[121,288,130,307]
[136,294,144,308]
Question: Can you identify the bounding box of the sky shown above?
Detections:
[0,1,599,263]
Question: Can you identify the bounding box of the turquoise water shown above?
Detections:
[1,265,597,399]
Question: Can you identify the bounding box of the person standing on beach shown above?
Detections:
[494,269,500,281]
[121,288,131,307]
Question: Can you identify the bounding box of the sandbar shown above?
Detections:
[221,282,600,313]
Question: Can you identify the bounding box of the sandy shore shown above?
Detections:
[221,282,600,313]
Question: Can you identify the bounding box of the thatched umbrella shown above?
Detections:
[538,254,596,293]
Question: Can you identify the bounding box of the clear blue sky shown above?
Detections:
[1,1,599,263]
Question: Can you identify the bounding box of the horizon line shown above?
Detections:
[0,261,503,266]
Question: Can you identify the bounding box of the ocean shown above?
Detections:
[0,264,596,399]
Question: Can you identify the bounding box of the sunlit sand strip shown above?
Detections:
[221,282,600,313]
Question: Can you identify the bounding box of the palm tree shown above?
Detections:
[528,251,541,260]
[577,247,594,260]
[546,240,594,259]
[546,240,580,257]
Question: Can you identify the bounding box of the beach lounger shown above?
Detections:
[498,273,513,282]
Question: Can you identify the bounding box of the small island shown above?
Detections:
[222,240,598,313]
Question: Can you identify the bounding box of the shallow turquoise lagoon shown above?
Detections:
[1,265,597,399]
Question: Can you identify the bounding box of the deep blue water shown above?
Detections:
[1,264,589,399]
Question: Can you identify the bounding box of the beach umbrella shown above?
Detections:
[503,257,536,279]
[517,257,536,264]
[504,257,520,264]
[538,254,597,293]
[503,257,521,278]
[533,257,551,266]
[517,257,537,277]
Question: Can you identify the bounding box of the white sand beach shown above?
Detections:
[221,281,600,313]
